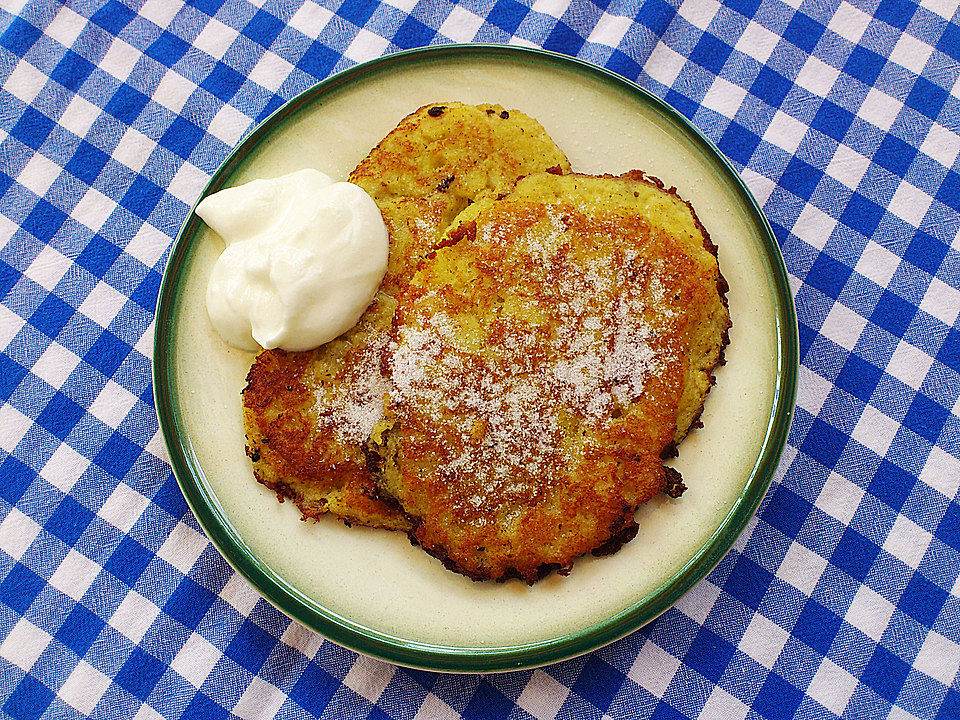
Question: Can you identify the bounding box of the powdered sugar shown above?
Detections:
[313,323,392,445]
[385,204,679,516]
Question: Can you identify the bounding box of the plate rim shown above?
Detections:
[153,43,799,673]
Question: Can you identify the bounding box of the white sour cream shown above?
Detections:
[196,169,388,352]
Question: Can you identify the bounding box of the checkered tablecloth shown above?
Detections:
[1,0,958,718]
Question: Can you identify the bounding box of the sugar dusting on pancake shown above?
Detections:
[240,107,730,583]
[242,103,571,531]
[371,173,729,582]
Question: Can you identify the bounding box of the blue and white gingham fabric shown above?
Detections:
[1,1,958,718]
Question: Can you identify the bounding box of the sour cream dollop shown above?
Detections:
[196,169,388,352]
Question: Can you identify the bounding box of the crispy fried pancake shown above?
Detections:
[372,172,730,582]
[243,293,409,529]
[243,103,571,530]
[350,102,572,293]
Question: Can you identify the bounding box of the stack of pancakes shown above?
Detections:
[241,103,730,583]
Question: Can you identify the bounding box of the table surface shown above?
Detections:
[1,1,958,719]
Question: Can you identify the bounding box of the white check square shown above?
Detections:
[855,240,900,289]
[343,653,394,702]
[645,42,686,89]
[778,541,829,596]
[703,77,747,119]
[920,122,960,169]
[795,203,838,251]
[45,7,85,50]
[113,128,157,173]
[31,341,79,390]
[829,2,870,43]
[919,277,960,327]
[919,446,960,500]
[171,632,221,687]
[0,618,51,672]
[517,669,569,720]
[157,522,208,574]
[207,104,251,146]
[154,71,196,115]
[819,302,866,352]
[816,472,863,525]
[88,378,139,428]
[739,613,789,669]
[279,620,323,658]
[851,405,899,457]
[765,110,808,153]
[40,442,90,493]
[796,56,839,98]
[129,221,179,266]
[58,94,101,139]
[797,365,832,416]
[345,29,391,64]
[439,6,482,42]
[890,33,934,75]
[59,660,111,715]
[883,514,931,569]
[888,180,931,227]
[79,280,127,329]
[0,405,34,454]
[412,694,460,720]
[675,579,722,624]
[807,657,857,715]
[845,584,894,642]
[194,18,239,60]
[72,188,118,233]
[886,340,933,390]
[587,13,632,48]
[8,59,47,106]
[859,87,903,132]
[99,482,150,533]
[110,590,160,644]
[50,549,100,602]
[139,0,183,28]
[735,21,780,64]
[234,677,287,720]
[702,686,748,720]
[220,572,260,616]
[99,38,141,82]
[914,630,960,685]
[248,51,295,93]
[630,641,679,698]
[0,507,42,561]
[678,0,721,30]
[827,143,870,190]
[19,153,61,198]
[741,167,776,205]
[25,245,72,291]
[289,3,333,38]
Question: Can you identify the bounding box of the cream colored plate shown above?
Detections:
[154,45,797,672]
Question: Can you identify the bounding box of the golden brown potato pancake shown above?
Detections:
[242,103,571,530]
[371,172,730,582]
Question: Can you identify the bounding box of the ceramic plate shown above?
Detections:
[153,45,798,672]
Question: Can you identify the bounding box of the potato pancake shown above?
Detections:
[350,101,572,293]
[242,104,571,530]
[371,172,730,581]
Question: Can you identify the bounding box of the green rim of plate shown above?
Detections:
[153,44,798,673]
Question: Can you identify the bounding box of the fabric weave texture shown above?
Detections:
[0,1,958,719]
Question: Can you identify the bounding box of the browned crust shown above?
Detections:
[242,349,410,531]
[242,348,310,410]
[378,184,714,583]
[619,170,732,453]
